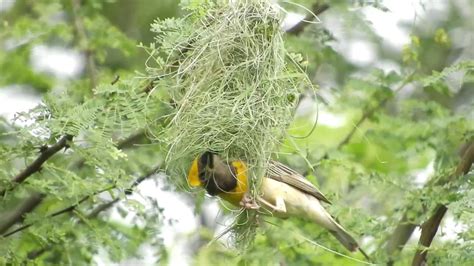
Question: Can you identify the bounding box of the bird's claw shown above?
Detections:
[240,193,260,210]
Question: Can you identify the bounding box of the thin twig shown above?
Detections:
[286,3,330,35]
[110,75,120,85]
[1,129,147,235]
[0,193,45,234]
[0,135,73,197]
[25,166,159,260]
[27,247,47,260]
[3,165,160,238]
[27,197,121,260]
[116,130,148,150]
[314,73,415,164]
[27,198,120,260]
[2,187,110,237]
[411,142,474,266]
[71,0,98,89]
[87,198,120,219]
[336,73,414,150]
[69,129,147,169]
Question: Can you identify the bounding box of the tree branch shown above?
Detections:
[0,193,45,234]
[70,129,147,169]
[2,129,147,235]
[116,129,148,150]
[286,3,330,35]
[2,190,103,237]
[25,166,159,261]
[385,214,417,265]
[2,165,160,238]
[71,0,98,89]
[1,0,96,240]
[411,142,474,266]
[1,129,147,235]
[314,73,415,164]
[386,142,474,264]
[336,73,414,150]
[26,197,120,260]
[411,205,447,266]
[0,135,73,197]
[86,198,120,219]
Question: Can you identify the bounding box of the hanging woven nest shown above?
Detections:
[148,0,313,247]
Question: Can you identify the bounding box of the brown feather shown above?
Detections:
[266,161,332,204]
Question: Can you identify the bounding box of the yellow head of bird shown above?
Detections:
[187,151,214,187]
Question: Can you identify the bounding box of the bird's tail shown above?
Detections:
[329,224,371,261]
[329,224,358,252]
[306,198,366,255]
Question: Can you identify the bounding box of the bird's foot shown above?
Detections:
[239,193,260,210]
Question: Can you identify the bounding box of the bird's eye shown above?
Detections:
[208,153,214,169]
[198,169,206,181]
[200,153,208,167]
[200,152,214,168]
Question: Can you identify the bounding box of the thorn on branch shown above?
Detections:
[38,145,48,153]
[111,75,120,85]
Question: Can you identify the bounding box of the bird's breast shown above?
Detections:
[259,178,337,230]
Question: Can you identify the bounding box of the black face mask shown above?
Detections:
[198,151,214,183]
[198,152,237,195]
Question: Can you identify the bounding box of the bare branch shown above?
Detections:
[385,214,417,265]
[0,135,73,197]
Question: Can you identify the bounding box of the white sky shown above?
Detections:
[30,45,84,79]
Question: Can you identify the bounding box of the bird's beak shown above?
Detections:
[187,158,201,187]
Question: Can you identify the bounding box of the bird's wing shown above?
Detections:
[266,161,332,204]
